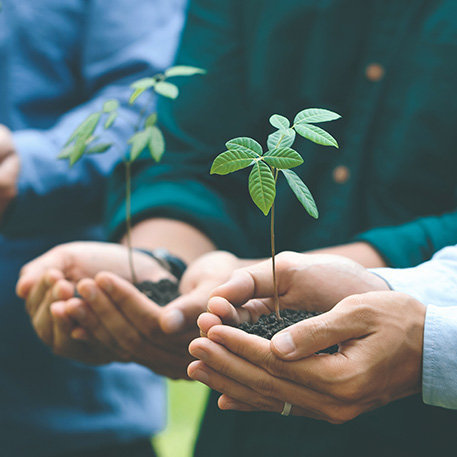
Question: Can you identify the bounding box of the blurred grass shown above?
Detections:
[153,380,209,457]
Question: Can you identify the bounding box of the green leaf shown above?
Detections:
[249,161,276,216]
[164,66,206,78]
[263,147,304,169]
[294,108,341,125]
[282,169,319,219]
[129,78,157,104]
[148,126,165,162]
[86,143,113,154]
[103,99,119,113]
[104,111,118,129]
[145,113,158,127]
[131,78,157,90]
[226,137,262,157]
[65,112,101,146]
[69,136,87,166]
[269,114,290,130]
[154,81,179,99]
[58,144,74,160]
[210,150,257,175]
[128,128,152,162]
[295,123,339,148]
[267,128,296,150]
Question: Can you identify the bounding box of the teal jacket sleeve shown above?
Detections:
[354,210,457,268]
[106,0,256,254]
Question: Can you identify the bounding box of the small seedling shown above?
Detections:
[211,108,340,319]
[59,66,205,282]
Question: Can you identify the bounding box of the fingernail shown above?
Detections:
[99,277,112,293]
[164,309,185,333]
[272,331,296,356]
[191,368,209,385]
[80,285,96,301]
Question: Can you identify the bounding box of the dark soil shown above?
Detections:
[135,279,180,306]
[239,309,338,354]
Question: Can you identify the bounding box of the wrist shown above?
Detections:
[134,248,187,280]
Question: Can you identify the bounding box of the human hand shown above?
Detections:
[188,291,426,423]
[0,125,20,221]
[198,251,389,334]
[16,242,171,363]
[42,250,244,377]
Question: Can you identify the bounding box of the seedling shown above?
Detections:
[59,66,205,282]
[211,108,340,319]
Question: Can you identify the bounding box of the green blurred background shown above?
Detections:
[153,380,209,457]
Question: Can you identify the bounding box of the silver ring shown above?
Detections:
[281,401,292,416]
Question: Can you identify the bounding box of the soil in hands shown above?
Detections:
[239,309,337,354]
[135,279,180,306]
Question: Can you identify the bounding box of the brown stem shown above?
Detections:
[271,168,280,320]
[125,160,138,284]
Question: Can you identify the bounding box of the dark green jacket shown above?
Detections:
[107,0,457,455]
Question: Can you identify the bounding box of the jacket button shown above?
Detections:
[365,63,385,82]
[333,165,350,184]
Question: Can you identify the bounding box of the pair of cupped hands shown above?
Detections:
[16,242,425,424]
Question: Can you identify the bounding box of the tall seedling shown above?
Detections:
[211,108,340,319]
[60,66,205,283]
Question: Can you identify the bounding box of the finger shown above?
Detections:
[64,298,115,345]
[189,336,334,413]
[160,285,210,334]
[197,312,222,336]
[17,252,64,299]
[31,287,56,345]
[25,269,64,316]
[76,280,146,353]
[188,360,281,412]
[270,296,372,360]
[206,296,251,325]
[0,125,13,159]
[94,272,162,335]
[207,325,351,392]
[209,261,275,306]
[218,395,322,419]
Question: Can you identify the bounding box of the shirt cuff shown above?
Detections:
[423,305,457,409]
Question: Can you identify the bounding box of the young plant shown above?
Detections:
[210,108,340,319]
[59,66,205,283]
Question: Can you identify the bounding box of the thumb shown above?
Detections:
[210,259,277,307]
[160,284,210,334]
[271,295,371,360]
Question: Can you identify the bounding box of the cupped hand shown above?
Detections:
[17,241,171,364]
[60,251,245,378]
[198,251,389,335]
[188,291,426,423]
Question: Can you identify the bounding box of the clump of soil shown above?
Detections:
[239,309,337,353]
[135,279,180,306]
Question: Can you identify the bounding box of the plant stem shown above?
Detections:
[271,168,280,320]
[125,160,138,284]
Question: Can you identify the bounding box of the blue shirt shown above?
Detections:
[0,1,185,456]
[375,246,457,410]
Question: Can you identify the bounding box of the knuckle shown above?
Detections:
[119,332,142,352]
[253,376,276,397]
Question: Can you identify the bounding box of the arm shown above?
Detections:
[371,244,457,410]
[353,210,457,268]
[2,0,186,236]
[106,0,254,254]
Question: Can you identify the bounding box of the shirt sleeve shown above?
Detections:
[105,0,255,255]
[372,245,457,410]
[2,0,185,237]
[372,245,457,307]
[422,305,457,409]
[353,210,457,268]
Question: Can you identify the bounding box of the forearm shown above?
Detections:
[309,242,387,268]
[127,218,216,264]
